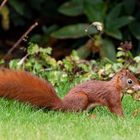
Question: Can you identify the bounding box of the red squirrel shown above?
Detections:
[0,68,140,117]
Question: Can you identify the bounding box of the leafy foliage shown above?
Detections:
[8,42,140,90]
[50,0,140,59]
[51,24,95,39]
[0,0,140,61]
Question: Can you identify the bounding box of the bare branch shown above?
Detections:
[5,22,38,57]
[0,0,8,11]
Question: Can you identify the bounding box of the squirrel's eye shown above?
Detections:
[127,79,133,85]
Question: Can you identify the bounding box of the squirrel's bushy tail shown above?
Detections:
[0,68,62,109]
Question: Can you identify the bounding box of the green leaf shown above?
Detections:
[129,22,140,40]
[116,51,126,57]
[101,39,116,61]
[77,45,91,59]
[109,16,134,29]
[105,3,133,40]
[106,3,122,21]
[105,28,122,40]
[83,0,105,22]
[9,59,21,69]
[51,24,97,39]
[134,56,140,63]
[123,0,136,14]
[117,58,125,63]
[27,43,39,55]
[58,1,83,16]
[9,0,25,15]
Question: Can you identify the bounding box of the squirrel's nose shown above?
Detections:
[132,85,140,91]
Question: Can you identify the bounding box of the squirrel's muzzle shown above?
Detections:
[132,85,140,91]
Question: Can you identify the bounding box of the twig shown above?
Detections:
[5,22,38,56]
[0,0,7,11]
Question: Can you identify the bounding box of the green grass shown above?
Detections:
[0,85,140,140]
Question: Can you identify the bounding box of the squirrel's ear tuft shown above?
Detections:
[119,68,128,77]
[119,68,127,72]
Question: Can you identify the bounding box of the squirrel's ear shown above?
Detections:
[120,68,130,72]
[119,68,128,77]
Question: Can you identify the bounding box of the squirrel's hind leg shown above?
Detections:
[62,92,89,112]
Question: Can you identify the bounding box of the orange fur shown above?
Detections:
[0,68,139,116]
[0,68,62,108]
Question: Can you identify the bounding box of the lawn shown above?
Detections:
[0,84,140,140]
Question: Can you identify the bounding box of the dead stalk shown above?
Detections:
[0,0,8,11]
[6,22,38,55]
